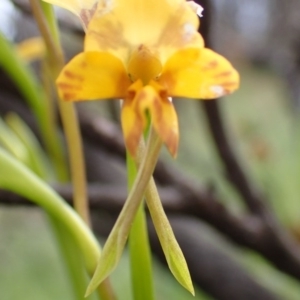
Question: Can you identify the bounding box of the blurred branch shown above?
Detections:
[198,0,300,280]
[201,100,300,277]
[149,217,279,300]
[202,101,266,214]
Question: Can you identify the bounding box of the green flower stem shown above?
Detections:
[0,32,67,181]
[30,0,90,226]
[30,1,115,299]
[59,102,91,224]
[127,152,155,300]
[30,0,62,68]
[85,127,162,297]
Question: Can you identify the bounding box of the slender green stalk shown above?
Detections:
[30,0,91,229]
[127,152,155,300]
[29,1,115,299]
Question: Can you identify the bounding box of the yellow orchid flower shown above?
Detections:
[56,0,239,157]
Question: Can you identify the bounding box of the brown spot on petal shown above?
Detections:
[80,61,87,69]
[57,83,81,90]
[158,89,168,99]
[127,90,136,100]
[122,114,143,157]
[62,92,77,101]
[214,71,232,78]
[221,81,239,88]
[64,70,84,81]
[202,60,218,71]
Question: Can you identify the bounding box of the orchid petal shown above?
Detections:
[42,0,100,30]
[122,82,179,157]
[147,81,179,157]
[154,2,203,63]
[56,51,130,102]
[160,48,240,99]
[85,0,201,63]
[121,80,144,156]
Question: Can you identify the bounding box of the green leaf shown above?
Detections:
[0,147,100,274]
[0,116,29,164]
[5,113,54,180]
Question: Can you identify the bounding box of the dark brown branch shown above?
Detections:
[201,103,300,270]
[196,0,300,280]
[197,0,266,215]
[2,176,300,280]
[202,101,266,214]
[149,217,279,300]
[0,185,266,253]
[0,184,178,211]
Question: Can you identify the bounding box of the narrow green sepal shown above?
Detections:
[135,140,194,295]
[85,128,162,297]
[145,178,194,295]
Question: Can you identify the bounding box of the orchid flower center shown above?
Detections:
[127,45,162,85]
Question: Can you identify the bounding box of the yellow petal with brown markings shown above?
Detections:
[147,82,179,157]
[56,51,130,101]
[121,80,179,157]
[160,48,240,99]
[121,80,145,157]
